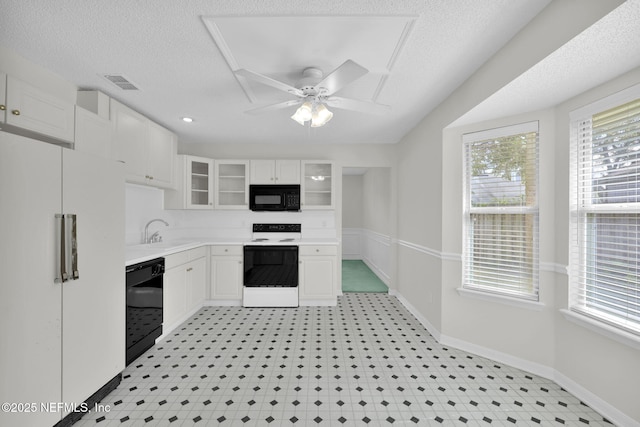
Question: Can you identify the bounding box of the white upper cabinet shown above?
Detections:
[74,106,113,160]
[0,73,75,143]
[301,161,334,209]
[147,121,176,188]
[165,155,215,210]
[215,160,249,209]
[250,159,300,184]
[110,99,176,189]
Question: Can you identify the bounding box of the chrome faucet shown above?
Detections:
[144,219,169,244]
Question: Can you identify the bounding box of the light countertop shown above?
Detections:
[126,238,339,266]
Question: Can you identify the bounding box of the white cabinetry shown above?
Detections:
[74,105,113,160]
[250,159,300,184]
[216,160,249,209]
[110,99,176,189]
[165,155,215,209]
[299,245,337,305]
[0,73,75,142]
[0,132,124,426]
[163,247,207,331]
[210,245,243,302]
[301,161,334,209]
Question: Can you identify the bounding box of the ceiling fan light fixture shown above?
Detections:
[311,103,333,127]
[291,101,313,125]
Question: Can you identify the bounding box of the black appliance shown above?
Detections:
[125,258,164,365]
[249,184,300,211]
[244,245,299,288]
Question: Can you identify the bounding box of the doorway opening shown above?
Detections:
[341,167,391,293]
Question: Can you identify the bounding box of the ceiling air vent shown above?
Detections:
[102,74,139,90]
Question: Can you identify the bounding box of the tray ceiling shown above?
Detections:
[7,0,631,145]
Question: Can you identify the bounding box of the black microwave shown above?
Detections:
[249,184,301,211]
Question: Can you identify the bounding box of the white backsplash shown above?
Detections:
[126,184,336,245]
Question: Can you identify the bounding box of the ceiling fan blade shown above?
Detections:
[315,60,368,96]
[325,96,391,115]
[235,69,304,97]
[245,99,303,115]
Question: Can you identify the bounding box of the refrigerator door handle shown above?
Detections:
[55,213,67,283]
[65,214,79,280]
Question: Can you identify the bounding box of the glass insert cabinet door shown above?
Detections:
[302,162,333,209]
[215,160,249,209]
[187,157,214,209]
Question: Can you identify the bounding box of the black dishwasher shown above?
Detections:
[126,258,164,365]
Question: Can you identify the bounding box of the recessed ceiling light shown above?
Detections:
[182,117,193,123]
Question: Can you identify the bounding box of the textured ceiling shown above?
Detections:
[0,0,558,144]
[452,0,640,127]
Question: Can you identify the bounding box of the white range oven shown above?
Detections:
[242,223,301,307]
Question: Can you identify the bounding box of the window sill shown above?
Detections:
[559,309,640,351]
[457,287,545,311]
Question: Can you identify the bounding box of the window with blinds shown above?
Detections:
[463,122,539,300]
[570,93,640,336]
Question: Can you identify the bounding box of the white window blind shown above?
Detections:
[570,93,640,336]
[463,122,539,300]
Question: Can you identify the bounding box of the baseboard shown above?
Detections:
[392,291,441,341]
[393,290,638,427]
[438,333,555,380]
[553,372,639,427]
[362,257,391,287]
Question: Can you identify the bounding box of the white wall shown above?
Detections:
[394,1,638,424]
[0,45,77,103]
[552,67,640,423]
[342,175,363,229]
[125,183,337,245]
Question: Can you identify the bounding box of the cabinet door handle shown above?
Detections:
[187,267,193,272]
[11,109,20,116]
[0,104,5,111]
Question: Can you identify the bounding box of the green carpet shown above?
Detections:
[342,260,388,293]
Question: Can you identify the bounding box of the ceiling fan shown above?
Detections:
[235,60,390,127]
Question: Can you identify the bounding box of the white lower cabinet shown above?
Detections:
[299,245,337,305]
[187,256,207,311]
[210,245,243,302]
[163,247,207,331]
[163,266,187,329]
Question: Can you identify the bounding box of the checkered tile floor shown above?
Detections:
[75,293,612,425]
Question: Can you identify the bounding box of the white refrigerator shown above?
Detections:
[0,132,125,427]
